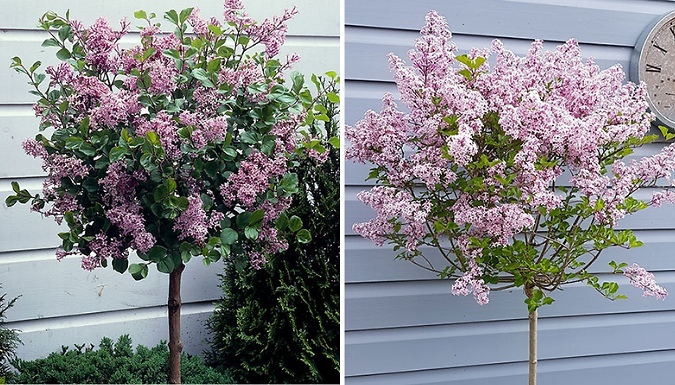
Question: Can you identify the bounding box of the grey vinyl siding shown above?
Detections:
[0,0,338,360]
[345,1,675,383]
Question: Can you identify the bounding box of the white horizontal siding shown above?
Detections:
[345,0,675,383]
[0,0,339,362]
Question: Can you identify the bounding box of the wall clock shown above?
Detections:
[631,10,675,128]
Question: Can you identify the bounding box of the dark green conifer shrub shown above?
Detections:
[0,288,20,380]
[6,335,233,384]
[206,74,340,384]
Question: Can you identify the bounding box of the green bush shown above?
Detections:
[0,288,20,379]
[206,75,340,384]
[7,335,233,384]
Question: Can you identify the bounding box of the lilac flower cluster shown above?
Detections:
[347,10,673,305]
[623,263,668,300]
[100,162,156,254]
[220,151,288,208]
[451,257,490,305]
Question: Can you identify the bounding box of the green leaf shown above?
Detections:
[165,177,177,193]
[112,258,129,274]
[10,56,22,69]
[5,196,19,207]
[179,7,194,23]
[134,10,147,20]
[297,229,312,244]
[164,9,179,25]
[238,35,250,45]
[162,49,182,61]
[280,173,299,195]
[327,92,340,103]
[109,146,128,162]
[328,136,340,149]
[236,211,252,228]
[207,24,222,37]
[58,25,71,42]
[11,181,20,194]
[157,257,175,274]
[29,61,42,73]
[129,263,148,280]
[146,245,167,263]
[56,48,71,61]
[249,209,265,228]
[458,69,471,81]
[275,212,289,231]
[220,228,238,245]
[207,58,222,73]
[325,70,338,79]
[145,131,160,146]
[244,226,259,240]
[42,38,60,47]
[142,47,157,61]
[288,215,303,232]
[192,68,214,87]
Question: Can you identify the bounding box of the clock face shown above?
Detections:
[631,11,675,128]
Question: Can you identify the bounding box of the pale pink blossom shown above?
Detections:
[623,263,667,299]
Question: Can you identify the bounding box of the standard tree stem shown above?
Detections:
[168,263,185,384]
[525,284,538,385]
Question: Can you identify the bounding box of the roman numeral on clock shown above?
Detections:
[646,64,662,73]
[654,43,668,54]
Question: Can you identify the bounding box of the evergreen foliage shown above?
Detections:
[0,288,20,379]
[207,74,340,384]
[7,335,233,384]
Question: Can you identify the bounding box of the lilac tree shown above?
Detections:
[346,11,673,385]
[6,1,329,383]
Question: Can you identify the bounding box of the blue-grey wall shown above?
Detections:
[345,1,675,383]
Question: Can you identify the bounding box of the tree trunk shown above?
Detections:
[525,284,537,385]
[168,263,185,384]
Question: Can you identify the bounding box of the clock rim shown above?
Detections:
[630,9,675,128]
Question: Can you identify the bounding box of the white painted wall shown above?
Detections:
[0,0,339,361]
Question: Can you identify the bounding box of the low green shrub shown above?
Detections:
[6,335,233,384]
[0,287,20,380]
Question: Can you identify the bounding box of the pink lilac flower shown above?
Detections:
[453,196,535,245]
[45,62,75,87]
[89,233,129,260]
[451,257,490,305]
[81,255,103,271]
[220,151,288,208]
[345,93,407,170]
[56,249,72,261]
[82,17,129,72]
[136,111,182,159]
[90,90,141,129]
[249,251,267,270]
[223,0,255,29]
[188,9,209,36]
[247,7,298,57]
[146,59,178,95]
[22,138,48,159]
[173,194,209,246]
[99,161,156,253]
[353,186,430,251]
[251,198,292,255]
[218,59,267,102]
[623,263,667,299]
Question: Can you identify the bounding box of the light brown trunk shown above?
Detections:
[525,284,537,385]
[168,263,185,384]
